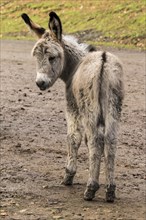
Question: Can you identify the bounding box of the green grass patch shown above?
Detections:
[1,0,146,49]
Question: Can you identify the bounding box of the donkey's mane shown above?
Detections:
[63,35,88,53]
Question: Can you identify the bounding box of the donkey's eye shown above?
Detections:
[49,56,55,62]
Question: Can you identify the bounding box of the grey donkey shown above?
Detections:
[21,11,124,202]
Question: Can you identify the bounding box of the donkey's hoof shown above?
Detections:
[84,188,96,201]
[106,193,115,203]
[106,191,115,203]
[62,175,74,186]
[62,169,75,185]
[84,182,100,201]
[106,184,116,203]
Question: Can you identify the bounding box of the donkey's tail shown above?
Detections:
[97,51,107,127]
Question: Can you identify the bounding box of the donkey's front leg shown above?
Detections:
[63,112,82,185]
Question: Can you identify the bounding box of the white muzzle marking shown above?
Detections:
[36,72,52,90]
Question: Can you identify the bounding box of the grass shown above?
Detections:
[1,0,146,49]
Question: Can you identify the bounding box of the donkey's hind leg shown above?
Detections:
[104,87,123,202]
[62,112,82,185]
[84,122,104,200]
[104,119,118,202]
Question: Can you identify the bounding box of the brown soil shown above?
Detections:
[0,40,145,220]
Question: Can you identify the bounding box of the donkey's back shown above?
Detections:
[72,51,124,119]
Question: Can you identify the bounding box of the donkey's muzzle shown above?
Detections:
[36,80,46,90]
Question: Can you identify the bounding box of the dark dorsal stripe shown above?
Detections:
[97,51,107,127]
[102,51,107,62]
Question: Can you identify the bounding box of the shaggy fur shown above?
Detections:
[21,12,124,202]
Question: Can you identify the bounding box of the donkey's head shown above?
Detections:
[21,12,64,90]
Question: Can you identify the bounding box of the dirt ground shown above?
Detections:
[0,40,145,220]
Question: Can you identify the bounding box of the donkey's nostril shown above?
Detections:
[36,80,45,88]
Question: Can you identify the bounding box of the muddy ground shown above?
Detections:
[0,40,145,220]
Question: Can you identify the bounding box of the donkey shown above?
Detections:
[21,11,124,202]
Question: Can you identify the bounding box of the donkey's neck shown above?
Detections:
[60,37,86,85]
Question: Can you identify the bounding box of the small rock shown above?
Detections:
[53,215,63,219]
[17,62,22,65]
[83,207,89,211]
[122,173,127,177]
[23,168,28,171]
[0,212,8,216]
[15,143,21,148]
[20,107,25,110]
[29,139,34,143]
[43,185,49,189]
[72,215,83,220]
[19,209,27,213]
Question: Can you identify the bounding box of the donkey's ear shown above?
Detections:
[21,13,46,38]
[49,11,62,41]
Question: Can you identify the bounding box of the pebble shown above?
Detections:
[19,209,27,213]
[72,215,84,220]
[43,185,49,189]
[17,62,22,65]
[83,207,89,211]
[53,215,63,219]
[20,107,25,110]
[0,212,8,216]
[15,143,21,148]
